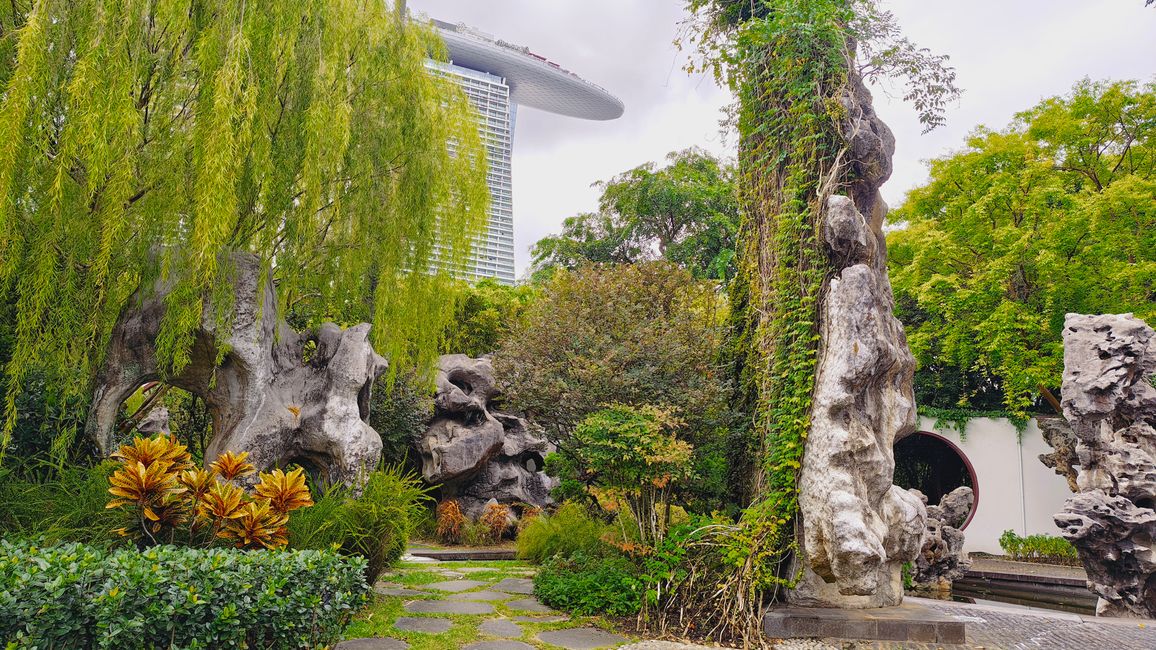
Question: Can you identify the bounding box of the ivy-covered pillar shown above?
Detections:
[704,0,925,610]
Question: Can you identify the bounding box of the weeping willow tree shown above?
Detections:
[0,0,488,457]
[641,0,958,642]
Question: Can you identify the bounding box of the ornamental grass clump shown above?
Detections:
[435,498,466,544]
[105,433,313,548]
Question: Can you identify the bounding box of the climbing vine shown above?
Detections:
[647,0,853,642]
[651,0,957,642]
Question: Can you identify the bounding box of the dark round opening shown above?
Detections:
[894,431,978,528]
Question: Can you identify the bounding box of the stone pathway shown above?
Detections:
[338,560,1156,650]
[337,560,629,650]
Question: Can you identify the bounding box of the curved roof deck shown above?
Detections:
[432,20,625,121]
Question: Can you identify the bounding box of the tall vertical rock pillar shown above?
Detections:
[1054,313,1156,618]
[789,72,926,608]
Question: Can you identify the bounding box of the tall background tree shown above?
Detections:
[494,262,731,512]
[0,0,488,457]
[531,148,739,283]
[888,79,1155,417]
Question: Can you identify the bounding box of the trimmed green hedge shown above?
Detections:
[0,540,369,648]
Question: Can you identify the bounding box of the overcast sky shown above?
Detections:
[408,1,1156,279]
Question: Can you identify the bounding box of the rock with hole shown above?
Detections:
[1054,313,1156,617]
[86,252,385,487]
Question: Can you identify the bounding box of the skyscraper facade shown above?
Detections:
[430,20,623,285]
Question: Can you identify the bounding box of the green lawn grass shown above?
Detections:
[345,561,634,650]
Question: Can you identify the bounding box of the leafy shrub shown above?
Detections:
[288,466,428,583]
[571,405,693,545]
[999,529,1079,565]
[533,550,643,617]
[436,499,465,544]
[369,370,434,465]
[516,502,610,563]
[0,540,368,648]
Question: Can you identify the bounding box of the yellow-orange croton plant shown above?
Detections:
[106,434,313,549]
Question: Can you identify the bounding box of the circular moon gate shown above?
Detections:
[893,431,978,529]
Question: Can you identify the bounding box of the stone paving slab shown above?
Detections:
[404,600,495,615]
[336,638,410,650]
[507,597,557,614]
[512,614,569,623]
[764,602,964,644]
[538,627,629,649]
[491,578,535,594]
[923,599,1156,650]
[447,590,516,601]
[373,584,428,598]
[463,642,536,650]
[393,616,453,633]
[425,579,489,592]
[479,619,524,637]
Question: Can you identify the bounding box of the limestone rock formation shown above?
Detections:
[1038,416,1080,493]
[910,487,973,592]
[87,253,387,486]
[1053,313,1156,617]
[419,355,556,520]
[790,72,927,609]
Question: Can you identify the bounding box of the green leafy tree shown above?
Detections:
[494,262,730,508]
[568,405,693,546]
[442,279,539,357]
[888,79,1156,416]
[0,1,488,453]
[531,148,739,283]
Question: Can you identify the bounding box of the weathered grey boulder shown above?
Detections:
[87,253,386,486]
[419,355,556,519]
[1054,313,1156,617]
[911,487,973,592]
[790,72,926,609]
[1039,416,1080,493]
[936,485,974,529]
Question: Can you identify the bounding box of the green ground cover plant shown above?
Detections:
[999,529,1080,566]
[534,551,645,617]
[0,540,368,649]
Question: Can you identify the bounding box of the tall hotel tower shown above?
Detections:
[429,19,624,284]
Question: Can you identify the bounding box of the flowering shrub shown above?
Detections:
[105,434,313,548]
[0,540,367,648]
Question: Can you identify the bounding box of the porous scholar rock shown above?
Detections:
[790,71,926,608]
[1038,416,1080,493]
[1053,313,1156,618]
[419,355,556,520]
[910,487,973,592]
[86,253,386,486]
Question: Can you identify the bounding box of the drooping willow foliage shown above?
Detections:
[0,0,488,456]
[645,0,957,642]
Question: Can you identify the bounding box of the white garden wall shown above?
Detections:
[913,416,1072,554]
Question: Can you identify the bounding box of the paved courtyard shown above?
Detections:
[337,559,1156,650]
